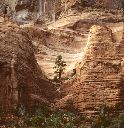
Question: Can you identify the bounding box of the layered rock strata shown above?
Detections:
[0,0,123,23]
[0,21,58,111]
[58,25,124,114]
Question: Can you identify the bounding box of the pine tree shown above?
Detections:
[53,55,67,82]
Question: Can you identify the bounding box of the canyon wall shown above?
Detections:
[0,20,58,111]
[0,0,18,10]
[0,0,123,114]
[0,0,123,23]
[58,25,124,114]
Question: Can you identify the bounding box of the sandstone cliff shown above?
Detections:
[0,0,123,114]
[0,0,123,23]
[57,24,124,114]
[0,19,59,111]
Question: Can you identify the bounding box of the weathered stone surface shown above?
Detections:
[0,0,123,114]
[0,0,123,23]
[58,25,124,114]
[0,21,58,111]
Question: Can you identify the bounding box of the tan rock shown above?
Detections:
[0,21,59,111]
[59,25,124,114]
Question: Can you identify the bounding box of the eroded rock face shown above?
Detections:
[0,0,123,24]
[58,25,124,114]
[0,0,123,114]
[0,21,58,111]
[95,0,123,9]
[33,28,85,79]
[0,0,62,23]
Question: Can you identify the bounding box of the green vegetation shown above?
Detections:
[1,105,124,128]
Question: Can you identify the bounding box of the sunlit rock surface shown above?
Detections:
[0,0,123,114]
[0,0,123,23]
[57,24,124,114]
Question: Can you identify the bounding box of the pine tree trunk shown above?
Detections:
[59,72,61,80]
